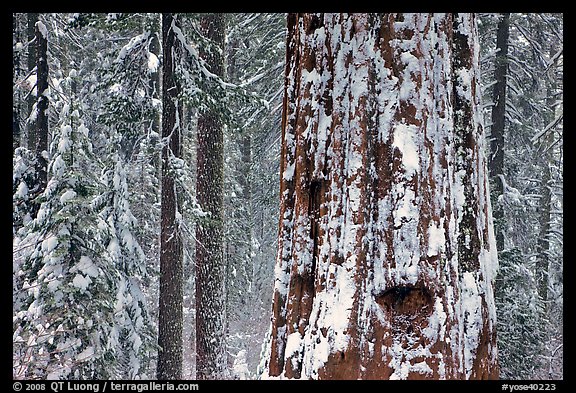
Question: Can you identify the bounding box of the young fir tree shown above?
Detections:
[13,147,37,237]
[93,145,156,379]
[260,13,499,380]
[13,105,117,379]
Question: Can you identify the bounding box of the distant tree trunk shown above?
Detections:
[157,12,184,381]
[489,13,509,252]
[536,44,557,306]
[13,13,22,153]
[26,13,38,151]
[148,14,162,185]
[34,19,49,195]
[149,15,161,136]
[195,13,228,380]
[261,13,499,380]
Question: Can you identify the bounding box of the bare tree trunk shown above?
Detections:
[157,12,184,381]
[195,13,228,380]
[262,13,499,380]
[489,13,509,252]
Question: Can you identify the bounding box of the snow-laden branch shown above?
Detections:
[171,20,236,90]
[545,48,563,71]
[531,114,563,144]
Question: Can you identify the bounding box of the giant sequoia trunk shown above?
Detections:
[261,13,499,380]
[157,13,184,380]
[195,13,228,380]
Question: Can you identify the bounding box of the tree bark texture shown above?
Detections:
[195,13,228,380]
[489,13,509,252]
[157,13,184,381]
[261,13,499,380]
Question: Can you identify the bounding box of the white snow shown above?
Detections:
[72,256,99,278]
[59,189,77,204]
[35,21,48,39]
[282,162,295,181]
[46,370,63,380]
[233,350,250,380]
[78,123,89,137]
[58,125,73,153]
[460,271,482,378]
[15,181,28,199]
[72,274,92,291]
[148,52,159,73]
[393,124,420,174]
[109,83,122,94]
[76,346,95,362]
[427,220,445,257]
[41,235,58,253]
[46,278,61,292]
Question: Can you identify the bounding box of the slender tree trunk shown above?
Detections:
[536,45,557,306]
[261,13,499,380]
[489,13,509,252]
[157,13,184,380]
[195,13,228,380]
[26,13,38,151]
[148,14,163,189]
[149,15,161,136]
[13,13,22,153]
[35,19,49,195]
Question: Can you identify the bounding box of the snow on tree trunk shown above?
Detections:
[157,13,184,381]
[195,13,228,380]
[261,13,499,380]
